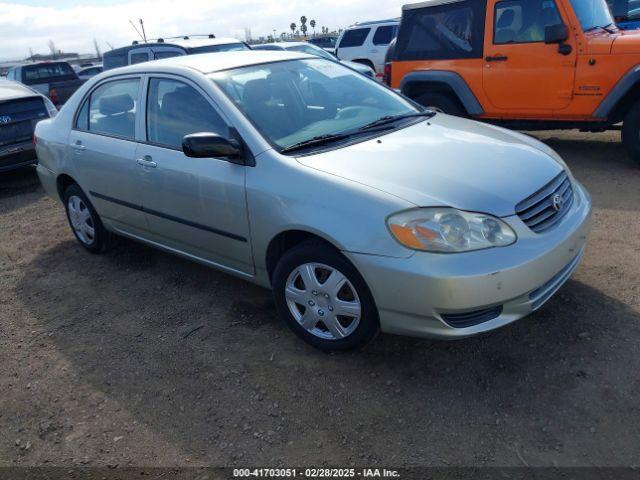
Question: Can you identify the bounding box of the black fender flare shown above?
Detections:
[593,64,640,119]
[399,70,484,116]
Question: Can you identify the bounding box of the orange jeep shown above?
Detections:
[385,0,640,165]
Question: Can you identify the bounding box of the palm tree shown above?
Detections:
[310,19,316,36]
[290,22,296,37]
[300,16,308,37]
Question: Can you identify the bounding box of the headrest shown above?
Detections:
[99,94,134,116]
[243,79,271,106]
[497,9,515,29]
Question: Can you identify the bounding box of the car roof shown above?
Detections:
[347,18,400,27]
[256,42,307,49]
[402,0,465,11]
[158,37,243,49]
[111,50,311,75]
[0,79,41,101]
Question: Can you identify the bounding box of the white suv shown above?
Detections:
[336,19,399,77]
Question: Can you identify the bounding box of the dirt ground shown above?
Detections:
[0,130,639,469]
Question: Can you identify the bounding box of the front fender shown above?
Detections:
[399,70,484,116]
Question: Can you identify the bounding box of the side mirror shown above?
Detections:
[545,24,569,44]
[182,132,241,160]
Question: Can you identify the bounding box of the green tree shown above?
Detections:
[290,22,296,38]
[300,16,308,37]
[310,19,316,36]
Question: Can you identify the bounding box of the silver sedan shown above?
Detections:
[34,51,591,350]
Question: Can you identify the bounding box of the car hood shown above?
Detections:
[296,115,564,217]
[341,60,373,75]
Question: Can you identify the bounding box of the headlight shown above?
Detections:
[387,207,516,253]
[42,96,58,118]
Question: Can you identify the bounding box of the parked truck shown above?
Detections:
[6,61,84,108]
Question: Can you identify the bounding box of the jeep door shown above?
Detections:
[483,0,577,112]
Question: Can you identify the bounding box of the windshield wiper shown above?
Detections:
[280,133,354,153]
[357,111,436,132]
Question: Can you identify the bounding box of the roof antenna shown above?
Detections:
[139,18,148,43]
[129,19,145,42]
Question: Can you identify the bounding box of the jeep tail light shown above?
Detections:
[383,62,392,86]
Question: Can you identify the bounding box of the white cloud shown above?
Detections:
[0,0,405,60]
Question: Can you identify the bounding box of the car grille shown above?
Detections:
[440,305,503,329]
[515,172,574,233]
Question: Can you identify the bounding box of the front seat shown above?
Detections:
[495,9,517,44]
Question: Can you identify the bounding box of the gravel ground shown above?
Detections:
[0,130,639,468]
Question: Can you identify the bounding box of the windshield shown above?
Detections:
[189,43,249,54]
[210,58,419,151]
[570,0,615,31]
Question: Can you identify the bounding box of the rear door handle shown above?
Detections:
[136,156,157,168]
[72,141,85,152]
[485,55,508,62]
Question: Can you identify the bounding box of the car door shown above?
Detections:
[134,75,254,274]
[67,76,148,234]
[483,0,577,111]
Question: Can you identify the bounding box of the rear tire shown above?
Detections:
[63,184,114,253]
[415,92,466,117]
[622,101,640,167]
[272,240,380,351]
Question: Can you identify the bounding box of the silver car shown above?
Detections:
[34,51,592,350]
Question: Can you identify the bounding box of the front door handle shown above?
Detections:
[136,156,157,168]
[485,55,508,62]
[72,141,86,152]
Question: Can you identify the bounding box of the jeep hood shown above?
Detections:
[296,115,563,217]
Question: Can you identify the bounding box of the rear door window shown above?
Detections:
[373,25,398,45]
[339,28,371,48]
[396,0,486,60]
[87,79,140,139]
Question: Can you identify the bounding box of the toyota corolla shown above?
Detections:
[34,51,591,350]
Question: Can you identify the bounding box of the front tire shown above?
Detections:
[63,184,113,253]
[622,101,640,167]
[272,240,380,351]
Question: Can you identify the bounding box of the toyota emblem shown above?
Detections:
[552,194,564,212]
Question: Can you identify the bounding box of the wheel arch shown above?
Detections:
[56,173,79,202]
[399,71,483,116]
[350,58,376,70]
[594,65,640,123]
[265,229,345,283]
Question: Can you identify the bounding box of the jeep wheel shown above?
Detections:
[415,92,466,117]
[622,101,640,167]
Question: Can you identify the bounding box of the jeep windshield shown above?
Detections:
[210,58,422,153]
[570,0,616,31]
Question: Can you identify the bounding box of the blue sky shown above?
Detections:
[0,0,404,60]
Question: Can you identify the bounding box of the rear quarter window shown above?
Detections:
[339,28,371,48]
[373,25,398,45]
[396,0,486,61]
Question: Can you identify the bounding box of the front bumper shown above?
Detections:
[347,181,592,339]
[0,141,37,172]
